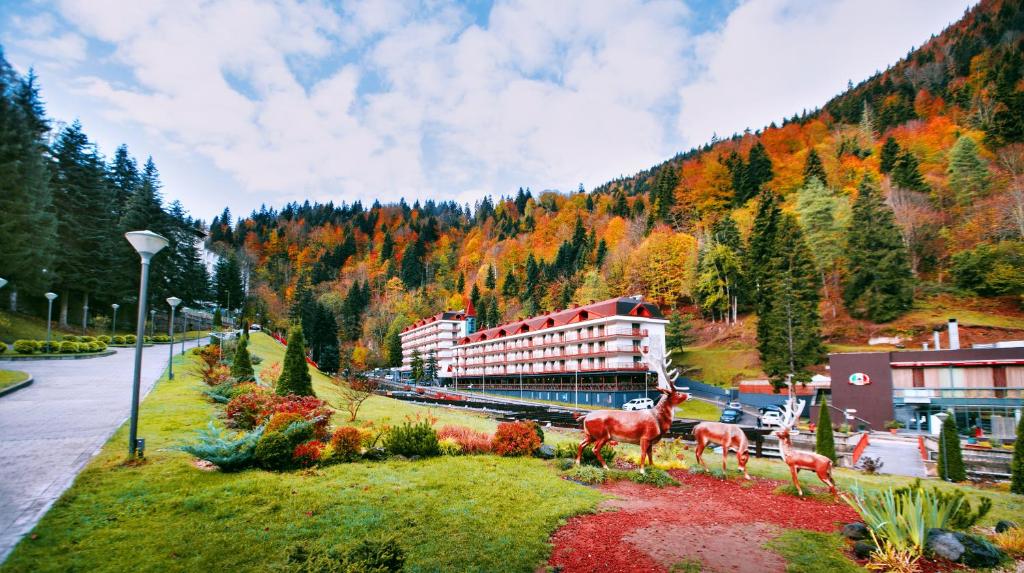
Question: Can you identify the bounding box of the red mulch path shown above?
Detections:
[548,470,860,573]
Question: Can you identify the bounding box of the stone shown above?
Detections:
[953,532,1005,568]
[995,520,1018,533]
[841,522,870,541]
[853,540,876,560]
[925,529,964,562]
[536,444,556,459]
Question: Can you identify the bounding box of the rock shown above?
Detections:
[853,540,876,560]
[995,520,1018,533]
[953,532,1005,568]
[536,444,556,459]
[926,529,964,562]
[842,522,870,541]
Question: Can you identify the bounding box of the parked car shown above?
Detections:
[759,410,784,428]
[249,324,262,331]
[719,408,743,424]
[727,401,742,410]
[388,391,420,398]
[623,398,655,411]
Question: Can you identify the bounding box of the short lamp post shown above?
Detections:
[125,230,169,458]
[166,297,181,380]
[936,411,950,481]
[111,304,120,338]
[45,292,58,351]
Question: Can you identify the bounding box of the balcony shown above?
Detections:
[456,327,649,357]
[455,362,650,376]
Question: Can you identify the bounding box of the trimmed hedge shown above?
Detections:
[13,340,38,354]
[98,335,111,343]
[112,336,126,344]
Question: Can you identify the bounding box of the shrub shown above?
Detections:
[438,438,462,456]
[125,334,137,344]
[80,335,96,343]
[226,391,280,430]
[888,480,990,530]
[62,335,78,342]
[94,341,107,351]
[0,342,5,354]
[493,421,541,456]
[857,456,885,474]
[993,527,1024,558]
[153,334,170,343]
[98,335,111,343]
[267,412,308,434]
[938,412,966,481]
[37,340,56,353]
[177,422,264,472]
[554,442,617,466]
[255,419,315,470]
[619,467,679,488]
[436,425,492,454]
[13,340,36,354]
[112,335,126,344]
[816,397,837,462]
[330,426,363,461]
[230,335,255,381]
[384,421,440,458]
[274,395,332,439]
[343,537,406,572]
[59,341,79,354]
[846,482,965,555]
[1012,415,1024,494]
[293,440,324,468]
[563,465,606,485]
[277,325,314,397]
[866,534,920,573]
[259,361,282,386]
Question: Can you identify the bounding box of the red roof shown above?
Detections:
[402,310,470,333]
[457,297,664,345]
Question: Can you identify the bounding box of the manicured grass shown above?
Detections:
[0,310,81,344]
[675,398,721,421]
[768,530,865,573]
[0,369,29,391]
[1,333,603,572]
[684,344,764,387]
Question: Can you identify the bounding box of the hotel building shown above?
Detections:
[399,309,473,377]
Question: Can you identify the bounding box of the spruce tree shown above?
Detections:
[400,237,426,288]
[277,325,314,396]
[947,135,990,206]
[665,311,695,357]
[317,340,340,374]
[938,413,966,482]
[380,228,394,260]
[1011,414,1024,494]
[892,150,928,191]
[485,264,496,290]
[501,268,519,298]
[231,335,255,381]
[879,136,900,174]
[384,322,404,367]
[802,148,827,187]
[746,190,782,304]
[425,351,438,382]
[213,252,244,312]
[842,176,914,322]
[410,349,424,381]
[815,396,836,462]
[213,307,222,328]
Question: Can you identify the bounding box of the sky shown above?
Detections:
[0,0,976,222]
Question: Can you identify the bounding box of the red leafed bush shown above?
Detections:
[437,425,493,454]
[266,412,307,434]
[330,426,363,460]
[492,421,541,457]
[274,395,333,439]
[225,390,280,430]
[292,440,324,467]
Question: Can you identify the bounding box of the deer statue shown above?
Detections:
[575,350,688,473]
[693,421,751,479]
[774,395,837,497]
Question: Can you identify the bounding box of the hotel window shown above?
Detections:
[994,366,1007,399]
[912,368,924,388]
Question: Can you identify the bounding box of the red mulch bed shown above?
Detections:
[548,469,859,573]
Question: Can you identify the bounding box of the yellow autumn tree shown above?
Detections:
[624,229,698,307]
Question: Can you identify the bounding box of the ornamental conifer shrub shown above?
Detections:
[177,422,264,472]
[276,325,314,397]
[383,421,439,457]
[231,335,255,381]
[938,412,967,482]
[816,396,837,462]
[1011,415,1024,494]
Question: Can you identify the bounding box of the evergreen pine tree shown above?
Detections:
[938,412,966,482]
[456,272,465,294]
[400,237,426,288]
[595,239,608,268]
[485,264,496,290]
[501,268,519,298]
[1011,415,1024,494]
[880,136,900,174]
[802,148,827,187]
[815,396,836,462]
[380,228,394,260]
[213,307,222,328]
[746,190,782,304]
[892,150,928,191]
[277,325,314,396]
[410,349,424,381]
[318,339,340,374]
[425,351,438,382]
[947,135,990,206]
[108,144,139,219]
[486,296,500,328]
[213,252,245,312]
[664,311,695,358]
[384,322,404,368]
[858,101,877,145]
[231,335,255,381]
[842,176,914,322]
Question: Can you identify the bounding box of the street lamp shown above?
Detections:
[181,309,188,356]
[44,292,58,351]
[149,309,156,338]
[125,230,169,458]
[111,304,120,338]
[82,299,89,335]
[936,410,950,481]
[166,297,181,380]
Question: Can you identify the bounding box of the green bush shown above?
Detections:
[554,442,617,466]
[153,334,170,343]
[0,342,6,354]
[125,334,137,344]
[13,340,38,354]
[59,341,79,353]
[845,482,968,555]
[617,467,679,488]
[384,421,440,458]
[889,479,990,529]
[563,465,606,485]
[98,335,111,343]
[939,413,966,482]
[816,396,837,462]
[62,335,78,342]
[144,336,152,343]
[285,538,405,573]
[80,335,96,343]
[438,438,462,456]
[254,419,315,470]
[1013,415,1024,494]
[112,335,126,344]
[950,241,1024,296]
[177,422,264,472]
[231,335,255,381]
[37,340,56,353]
[276,325,314,396]
[95,341,107,351]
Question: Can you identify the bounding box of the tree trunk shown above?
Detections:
[60,290,69,327]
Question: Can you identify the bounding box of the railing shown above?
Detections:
[456,362,649,376]
[894,387,1024,400]
[456,328,649,356]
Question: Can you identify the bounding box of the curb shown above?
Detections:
[0,374,33,398]
[0,349,117,362]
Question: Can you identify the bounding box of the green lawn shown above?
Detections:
[0,310,81,344]
[901,295,1024,331]
[675,398,721,421]
[0,369,29,391]
[1,333,603,573]
[683,344,763,387]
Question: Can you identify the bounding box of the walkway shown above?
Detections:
[859,435,927,477]
[0,338,205,561]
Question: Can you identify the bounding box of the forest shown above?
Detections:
[2,0,1023,385]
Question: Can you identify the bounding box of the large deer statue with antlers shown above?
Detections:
[575,351,688,473]
[775,395,837,497]
[693,421,751,479]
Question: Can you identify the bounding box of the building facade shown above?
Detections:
[399,310,473,378]
[830,346,1024,436]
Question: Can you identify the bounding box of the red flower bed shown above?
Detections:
[437,425,493,454]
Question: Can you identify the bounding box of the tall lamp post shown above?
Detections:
[125,230,168,458]
[935,411,950,481]
[149,309,156,338]
[166,297,181,380]
[44,292,58,351]
[111,304,120,338]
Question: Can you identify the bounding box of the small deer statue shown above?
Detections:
[774,396,837,497]
[575,351,688,474]
[693,421,750,479]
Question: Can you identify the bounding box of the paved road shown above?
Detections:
[0,338,205,561]
[860,436,927,477]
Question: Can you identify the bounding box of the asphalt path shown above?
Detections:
[0,337,206,562]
